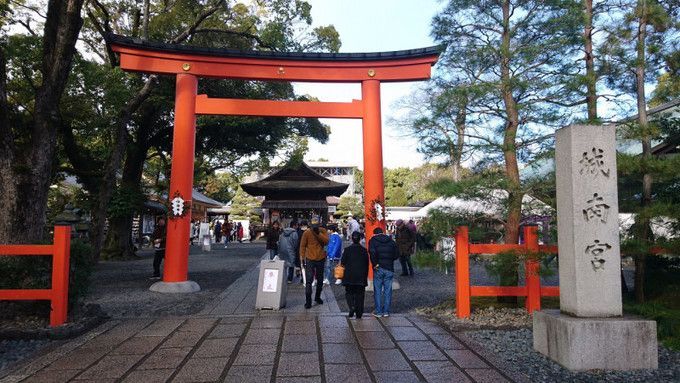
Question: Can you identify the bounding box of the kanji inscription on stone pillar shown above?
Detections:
[555,124,622,317]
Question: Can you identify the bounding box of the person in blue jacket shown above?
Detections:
[323,227,343,285]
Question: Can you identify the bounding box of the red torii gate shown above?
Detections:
[108,35,440,291]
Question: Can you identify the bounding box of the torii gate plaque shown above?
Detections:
[107,34,440,292]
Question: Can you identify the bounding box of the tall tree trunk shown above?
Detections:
[584,0,598,122]
[499,0,523,302]
[83,0,222,260]
[634,1,651,303]
[88,77,157,261]
[0,0,85,244]
[452,97,467,182]
[500,0,523,246]
[102,136,150,260]
[0,42,19,244]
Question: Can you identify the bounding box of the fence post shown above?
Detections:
[524,225,540,314]
[50,226,71,327]
[455,226,470,318]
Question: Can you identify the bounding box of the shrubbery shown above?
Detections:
[483,250,556,281]
[411,249,453,270]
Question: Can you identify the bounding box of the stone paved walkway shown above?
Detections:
[1,259,516,383]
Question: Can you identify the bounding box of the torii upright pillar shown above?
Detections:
[362,80,386,240]
[362,80,386,280]
[150,73,201,293]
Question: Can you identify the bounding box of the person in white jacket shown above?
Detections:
[346,215,360,241]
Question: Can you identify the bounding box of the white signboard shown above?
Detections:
[262,269,279,293]
[142,214,155,234]
[436,237,455,260]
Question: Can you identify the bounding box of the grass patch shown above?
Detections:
[624,290,680,351]
[411,250,453,270]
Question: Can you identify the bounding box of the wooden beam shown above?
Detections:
[470,286,528,297]
[195,95,363,119]
[113,46,438,82]
[468,244,524,254]
[0,245,54,255]
[0,289,52,300]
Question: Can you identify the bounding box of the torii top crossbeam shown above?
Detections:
[106,34,440,289]
[107,34,441,83]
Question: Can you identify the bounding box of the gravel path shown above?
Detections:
[83,242,265,317]
[464,328,680,383]
[0,339,50,373]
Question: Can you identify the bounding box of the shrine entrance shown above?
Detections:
[107,34,440,290]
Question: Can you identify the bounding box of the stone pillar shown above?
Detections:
[533,124,657,371]
[555,124,621,317]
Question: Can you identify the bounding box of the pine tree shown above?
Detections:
[601,0,679,302]
[432,0,582,245]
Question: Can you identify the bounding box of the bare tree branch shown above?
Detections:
[193,28,277,50]
[169,0,227,44]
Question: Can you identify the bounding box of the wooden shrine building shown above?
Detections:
[241,162,348,225]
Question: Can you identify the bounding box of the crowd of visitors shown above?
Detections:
[188,219,246,246]
[149,211,418,318]
[264,215,419,317]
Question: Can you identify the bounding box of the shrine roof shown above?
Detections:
[106,34,443,62]
[241,162,349,197]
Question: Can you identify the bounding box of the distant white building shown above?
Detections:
[305,161,358,197]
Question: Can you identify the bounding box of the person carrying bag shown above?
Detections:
[299,217,329,309]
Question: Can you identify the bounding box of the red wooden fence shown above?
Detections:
[0,226,71,327]
[455,225,559,318]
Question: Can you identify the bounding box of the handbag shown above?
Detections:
[334,263,345,279]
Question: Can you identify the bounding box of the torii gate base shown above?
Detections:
[107,35,440,292]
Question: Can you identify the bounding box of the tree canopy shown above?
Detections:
[0,0,340,261]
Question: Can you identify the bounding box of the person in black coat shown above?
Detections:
[368,227,400,317]
[341,231,369,319]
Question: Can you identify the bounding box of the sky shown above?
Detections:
[294,0,445,170]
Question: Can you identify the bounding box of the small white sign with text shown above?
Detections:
[262,269,279,293]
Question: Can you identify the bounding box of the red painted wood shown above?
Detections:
[112,45,439,82]
[469,244,524,254]
[0,289,53,300]
[455,227,471,318]
[524,226,541,313]
[540,286,560,296]
[195,95,363,118]
[0,245,54,255]
[470,286,528,296]
[0,226,71,327]
[50,226,71,326]
[454,226,562,316]
[362,80,384,280]
[164,74,197,283]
